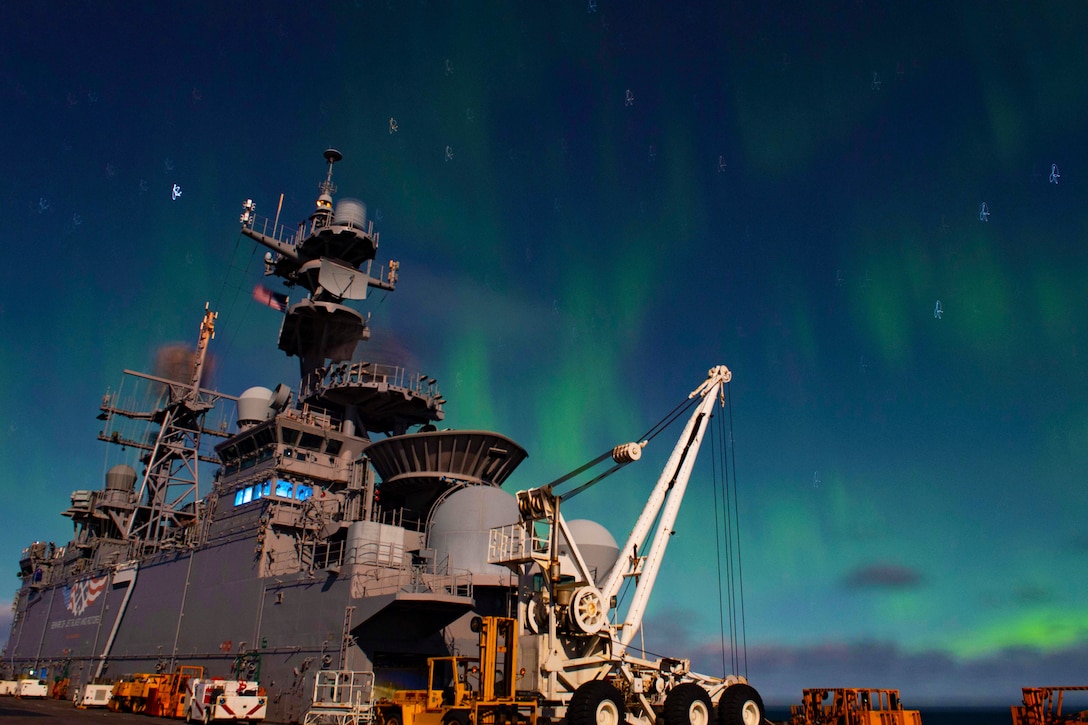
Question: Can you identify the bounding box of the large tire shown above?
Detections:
[568,680,626,725]
[717,684,764,725]
[443,710,470,725]
[664,684,714,725]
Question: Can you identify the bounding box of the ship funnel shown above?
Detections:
[332,198,367,231]
[237,386,275,429]
[105,464,137,491]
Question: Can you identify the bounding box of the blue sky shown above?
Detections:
[2,1,1087,706]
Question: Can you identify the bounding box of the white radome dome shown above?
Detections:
[560,518,620,586]
[428,486,520,576]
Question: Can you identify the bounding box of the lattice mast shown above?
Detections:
[97,305,236,553]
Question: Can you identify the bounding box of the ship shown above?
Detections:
[1,149,568,723]
[2,149,761,725]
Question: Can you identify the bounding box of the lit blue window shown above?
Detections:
[261,481,271,497]
[234,490,245,506]
[242,487,253,504]
[275,479,292,497]
[296,484,313,501]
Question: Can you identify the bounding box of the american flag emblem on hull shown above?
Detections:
[63,576,108,616]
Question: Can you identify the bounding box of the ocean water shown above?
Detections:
[764,707,1013,725]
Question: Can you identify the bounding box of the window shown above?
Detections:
[255,428,275,447]
[299,432,323,451]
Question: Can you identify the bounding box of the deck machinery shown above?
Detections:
[488,366,764,725]
[1012,687,1088,725]
[788,689,921,725]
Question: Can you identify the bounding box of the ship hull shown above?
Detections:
[5,536,484,723]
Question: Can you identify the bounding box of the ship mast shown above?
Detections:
[95,304,237,555]
[240,149,444,436]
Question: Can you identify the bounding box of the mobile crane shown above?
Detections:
[488,365,763,725]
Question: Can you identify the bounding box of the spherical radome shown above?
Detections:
[428,486,520,576]
[561,519,619,586]
[237,386,274,427]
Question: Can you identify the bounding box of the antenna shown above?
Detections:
[320,148,342,196]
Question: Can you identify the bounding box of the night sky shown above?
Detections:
[3,1,1088,707]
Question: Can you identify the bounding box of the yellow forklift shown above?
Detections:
[376,616,537,725]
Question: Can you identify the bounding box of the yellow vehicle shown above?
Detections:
[789,688,922,725]
[376,616,537,725]
[108,672,170,713]
[1011,686,1088,725]
[146,665,205,718]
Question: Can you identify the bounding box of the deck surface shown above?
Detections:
[0,696,183,724]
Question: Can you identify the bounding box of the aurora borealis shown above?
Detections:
[2,1,1087,706]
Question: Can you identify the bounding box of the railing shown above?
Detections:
[246,208,379,250]
[304,670,375,725]
[246,213,314,248]
[279,403,345,432]
[341,541,406,567]
[488,522,547,567]
[301,361,443,405]
[350,565,472,599]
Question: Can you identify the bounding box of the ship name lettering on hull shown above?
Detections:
[50,615,101,629]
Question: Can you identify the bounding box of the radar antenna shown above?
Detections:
[319,148,342,196]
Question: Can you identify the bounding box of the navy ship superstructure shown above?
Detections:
[3,150,541,723]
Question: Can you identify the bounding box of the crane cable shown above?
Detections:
[547,392,700,503]
[713,382,747,679]
[727,384,749,678]
[211,232,261,369]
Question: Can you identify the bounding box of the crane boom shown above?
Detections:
[601,365,730,650]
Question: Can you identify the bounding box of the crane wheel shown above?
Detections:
[570,587,607,635]
[717,684,764,725]
[664,684,713,725]
[568,680,626,725]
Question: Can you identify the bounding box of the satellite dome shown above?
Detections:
[105,464,137,491]
[428,486,520,577]
[237,386,274,429]
[559,519,619,586]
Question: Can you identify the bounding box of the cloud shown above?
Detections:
[639,607,1088,706]
[841,563,923,590]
